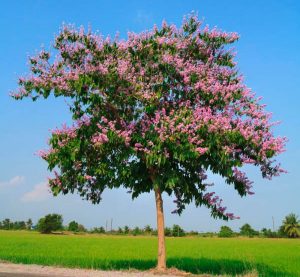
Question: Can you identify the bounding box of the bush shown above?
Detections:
[164,227,172,237]
[37,214,63,234]
[68,221,79,232]
[90,227,105,234]
[218,226,234,238]
[123,226,130,234]
[172,224,185,237]
[240,223,259,237]
[77,224,86,232]
[132,226,142,236]
[188,230,199,236]
[260,228,277,238]
[144,225,153,235]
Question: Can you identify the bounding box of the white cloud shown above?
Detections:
[21,182,51,202]
[0,176,25,188]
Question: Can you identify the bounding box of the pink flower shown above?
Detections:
[195,147,208,155]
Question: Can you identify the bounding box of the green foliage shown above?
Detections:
[171,224,185,237]
[117,227,124,234]
[260,228,277,238]
[90,227,105,234]
[188,230,199,236]
[132,226,142,236]
[68,221,79,232]
[164,227,172,237]
[37,214,63,234]
[12,221,26,230]
[14,15,286,221]
[123,226,130,234]
[1,219,11,230]
[280,213,300,238]
[26,219,33,230]
[77,224,86,232]
[239,224,259,237]
[144,225,153,234]
[218,226,234,238]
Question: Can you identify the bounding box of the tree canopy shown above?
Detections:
[37,214,63,234]
[240,223,258,237]
[13,14,286,220]
[218,226,234,237]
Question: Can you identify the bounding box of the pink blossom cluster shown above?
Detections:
[203,192,239,220]
[232,168,254,195]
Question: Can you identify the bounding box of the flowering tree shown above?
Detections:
[13,15,286,271]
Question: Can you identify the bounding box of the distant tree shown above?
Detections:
[13,14,287,271]
[172,224,185,237]
[26,219,33,230]
[2,219,11,230]
[218,226,234,238]
[144,225,153,234]
[164,227,172,237]
[280,213,300,238]
[278,225,287,238]
[124,226,130,234]
[91,226,105,233]
[132,226,142,236]
[188,230,199,236]
[77,224,86,232]
[117,227,123,234]
[13,221,26,230]
[37,214,63,234]
[68,221,79,232]
[199,232,216,237]
[240,224,258,237]
[260,228,277,238]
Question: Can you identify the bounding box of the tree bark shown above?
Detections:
[154,187,167,271]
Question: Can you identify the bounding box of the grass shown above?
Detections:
[0,231,299,276]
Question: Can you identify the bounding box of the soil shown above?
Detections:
[0,262,258,277]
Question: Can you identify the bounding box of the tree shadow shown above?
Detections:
[95,257,292,276]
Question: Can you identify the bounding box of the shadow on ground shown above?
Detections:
[96,257,290,276]
[1,257,292,276]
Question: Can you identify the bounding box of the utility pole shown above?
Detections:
[111,218,113,232]
[105,220,108,232]
[272,216,275,232]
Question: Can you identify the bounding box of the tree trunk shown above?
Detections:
[154,187,167,271]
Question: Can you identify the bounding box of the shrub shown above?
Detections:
[37,214,63,234]
[218,226,234,238]
[68,221,79,232]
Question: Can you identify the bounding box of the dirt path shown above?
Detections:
[0,262,192,277]
[0,262,258,277]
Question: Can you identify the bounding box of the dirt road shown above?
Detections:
[0,262,188,277]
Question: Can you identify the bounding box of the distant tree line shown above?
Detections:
[218,213,300,238]
[1,213,299,238]
[0,218,32,230]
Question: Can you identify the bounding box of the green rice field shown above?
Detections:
[0,231,299,276]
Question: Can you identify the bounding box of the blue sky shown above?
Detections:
[0,0,299,232]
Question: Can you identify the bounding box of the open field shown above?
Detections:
[0,231,299,276]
